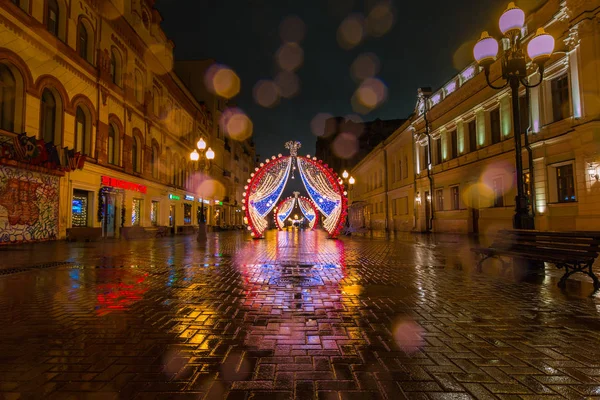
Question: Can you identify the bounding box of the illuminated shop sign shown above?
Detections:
[101,176,147,193]
[184,195,194,201]
[169,194,180,200]
[203,199,210,204]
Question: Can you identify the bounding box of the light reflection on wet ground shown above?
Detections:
[0,230,599,398]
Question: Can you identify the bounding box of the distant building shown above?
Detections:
[316,117,405,175]
[175,60,256,227]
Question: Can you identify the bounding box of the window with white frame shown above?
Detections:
[551,74,570,123]
[451,186,459,210]
[547,161,576,203]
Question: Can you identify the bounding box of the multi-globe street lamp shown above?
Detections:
[473,2,555,229]
[340,170,355,230]
[190,137,215,230]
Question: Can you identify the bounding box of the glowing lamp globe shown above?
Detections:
[348,176,355,185]
[473,31,499,66]
[206,147,215,160]
[527,28,554,64]
[342,170,349,179]
[197,138,207,150]
[190,149,200,161]
[499,3,525,36]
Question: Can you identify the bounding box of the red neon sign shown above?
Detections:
[101,176,147,194]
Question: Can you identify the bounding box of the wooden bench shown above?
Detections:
[471,230,600,290]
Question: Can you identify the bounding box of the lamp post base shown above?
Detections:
[513,213,535,230]
[196,222,207,242]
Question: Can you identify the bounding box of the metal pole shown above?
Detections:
[510,77,533,230]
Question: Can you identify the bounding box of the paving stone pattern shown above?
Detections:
[0,230,599,399]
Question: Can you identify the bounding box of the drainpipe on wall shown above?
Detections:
[422,92,435,233]
[383,146,389,236]
[524,86,536,217]
[411,128,418,230]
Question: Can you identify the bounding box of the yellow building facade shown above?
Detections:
[0,0,252,244]
[351,0,600,236]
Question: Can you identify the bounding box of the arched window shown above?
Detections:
[134,70,143,103]
[75,106,91,155]
[153,87,160,115]
[78,21,89,62]
[132,136,141,173]
[47,0,59,36]
[0,64,16,132]
[142,11,150,29]
[110,49,122,87]
[107,123,119,165]
[41,89,58,144]
[151,144,159,178]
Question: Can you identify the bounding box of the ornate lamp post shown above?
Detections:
[190,138,215,239]
[340,172,355,230]
[473,2,554,229]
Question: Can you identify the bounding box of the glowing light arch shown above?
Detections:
[243,142,347,239]
[274,193,319,230]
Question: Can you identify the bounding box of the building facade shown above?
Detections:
[316,117,405,176]
[175,59,256,228]
[0,0,247,244]
[351,0,600,236]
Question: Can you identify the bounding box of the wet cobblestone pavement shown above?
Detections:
[1,230,600,399]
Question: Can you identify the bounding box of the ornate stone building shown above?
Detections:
[0,0,250,243]
[350,0,600,235]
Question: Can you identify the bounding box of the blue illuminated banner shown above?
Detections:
[184,195,194,201]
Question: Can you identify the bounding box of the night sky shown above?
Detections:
[155,0,534,158]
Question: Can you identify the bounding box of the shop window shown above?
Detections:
[132,198,141,226]
[0,64,16,132]
[557,164,576,203]
[551,74,570,122]
[150,201,159,226]
[451,186,459,210]
[72,190,89,227]
[493,177,504,207]
[523,172,531,204]
[491,108,501,144]
[183,203,192,225]
[436,189,443,212]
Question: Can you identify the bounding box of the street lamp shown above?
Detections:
[473,2,554,229]
[190,138,215,228]
[342,170,349,179]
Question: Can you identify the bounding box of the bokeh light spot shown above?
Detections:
[351,53,380,82]
[274,71,300,99]
[280,15,306,43]
[276,43,304,72]
[366,1,395,37]
[393,318,425,355]
[337,14,365,50]
[353,78,387,113]
[220,108,253,141]
[310,113,334,137]
[204,64,240,99]
[144,44,174,75]
[333,132,358,159]
[253,80,280,108]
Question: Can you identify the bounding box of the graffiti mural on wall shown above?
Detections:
[0,165,59,243]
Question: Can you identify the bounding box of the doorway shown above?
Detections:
[425,191,431,232]
[169,204,175,234]
[103,192,117,238]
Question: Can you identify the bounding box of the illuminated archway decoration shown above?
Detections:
[243,141,347,238]
[274,192,319,230]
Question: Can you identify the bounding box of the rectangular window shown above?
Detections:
[379,170,383,187]
[450,130,458,159]
[451,186,459,210]
[420,145,428,171]
[493,177,504,207]
[435,139,442,165]
[398,197,408,215]
[468,120,477,152]
[184,203,192,224]
[151,201,159,226]
[132,199,142,226]
[392,199,397,215]
[71,190,88,227]
[379,201,383,214]
[403,155,408,178]
[557,164,576,202]
[390,157,396,182]
[491,108,501,144]
[436,189,444,212]
[551,74,570,122]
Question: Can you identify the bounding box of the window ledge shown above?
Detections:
[547,202,578,207]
